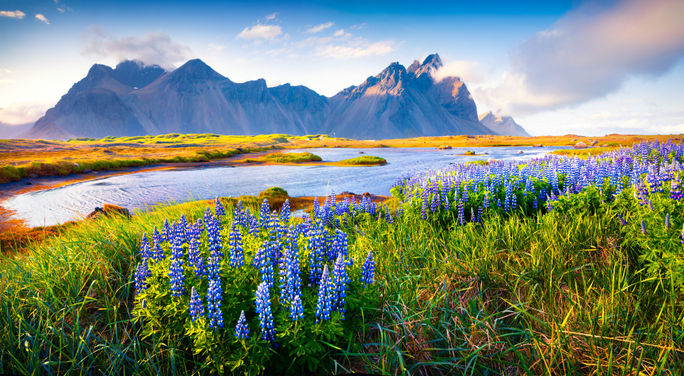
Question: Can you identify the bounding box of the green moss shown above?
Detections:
[337,155,387,165]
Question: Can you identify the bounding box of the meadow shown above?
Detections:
[0,140,682,374]
[1,133,680,184]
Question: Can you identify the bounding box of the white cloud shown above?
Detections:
[484,0,684,115]
[306,22,334,34]
[82,27,191,69]
[434,60,483,84]
[317,40,395,59]
[0,10,25,19]
[333,29,351,38]
[265,12,278,21]
[0,103,49,125]
[237,24,283,41]
[35,13,49,24]
[349,23,367,30]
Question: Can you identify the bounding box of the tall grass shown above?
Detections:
[1,190,681,374]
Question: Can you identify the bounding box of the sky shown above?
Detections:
[0,0,683,136]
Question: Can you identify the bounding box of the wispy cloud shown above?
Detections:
[317,40,395,59]
[0,10,25,19]
[265,12,278,21]
[35,13,50,24]
[333,29,351,38]
[237,24,283,41]
[0,103,49,125]
[306,22,334,34]
[481,0,684,115]
[82,26,191,69]
[434,60,483,84]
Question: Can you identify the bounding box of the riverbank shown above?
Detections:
[0,189,391,253]
[2,133,679,184]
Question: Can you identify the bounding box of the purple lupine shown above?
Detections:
[331,253,349,317]
[134,260,151,293]
[152,226,164,261]
[140,233,151,260]
[215,197,225,217]
[254,241,274,288]
[289,294,304,321]
[235,310,249,339]
[207,278,224,330]
[255,281,276,343]
[189,287,204,322]
[360,250,375,285]
[280,199,290,223]
[640,220,647,235]
[228,222,244,268]
[315,265,333,322]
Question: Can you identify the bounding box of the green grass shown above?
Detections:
[337,156,387,166]
[0,190,682,373]
[261,152,322,163]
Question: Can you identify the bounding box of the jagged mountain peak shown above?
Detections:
[112,60,166,88]
[171,58,225,81]
[409,53,443,78]
[479,111,530,137]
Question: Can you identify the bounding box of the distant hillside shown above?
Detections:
[0,122,33,139]
[478,111,531,137]
[24,54,529,140]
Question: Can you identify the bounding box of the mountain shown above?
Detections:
[0,121,33,139]
[24,54,523,140]
[326,54,489,138]
[478,111,531,137]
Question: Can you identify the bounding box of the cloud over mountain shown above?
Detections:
[82,27,191,69]
[483,0,684,115]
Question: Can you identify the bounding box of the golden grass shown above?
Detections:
[1,133,680,183]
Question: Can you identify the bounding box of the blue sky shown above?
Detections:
[1,0,683,136]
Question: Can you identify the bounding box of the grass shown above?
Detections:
[243,152,322,164]
[552,146,620,156]
[336,156,387,166]
[1,187,681,373]
[2,133,681,183]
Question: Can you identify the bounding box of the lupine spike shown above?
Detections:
[234,310,249,339]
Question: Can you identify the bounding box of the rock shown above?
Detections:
[25,181,32,185]
[358,151,365,154]
[518,151,524,154]
[87,203,132,219]
[533,144,543,147]
[590,140,599,146]
[437,145,452,150]
[601,144,609,147]
[574,141,588,149]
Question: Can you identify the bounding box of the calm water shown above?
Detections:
[2,147,561,227]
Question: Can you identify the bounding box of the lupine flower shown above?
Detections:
[162,218,172,242]
[207,278,224,330]
[641,220,647,235]
[681,223,684,244]
[255,281,276,342]
[152,226,164,261]
[617,213,628,226]
[457,201,464,225]
[666,213,671,229]
[228,222,244,267]
[361,250,375,285]
[139,233,151,261]
[315,265,333,322]
[280,199,290,223]
[235,310,249,339]
[215,197,225,217]
[259,199,270,228]
[168,234,185,297]
[332,253,349,316]
[254,241,274,288]
[289,294,304,321]
[189,287,204,321]
[134,260,151,293]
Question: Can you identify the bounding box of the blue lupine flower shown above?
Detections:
[228,222,244,267]
[177,214,188,244]
[162,218,172,242]
[280,199,290,223]
[315,265,333,322]
[457,201,464,225]
[332,253,349,316]
[215,197,225,217]
[308,220,326,285]
[152,226,164,261]
[289,294,304,321]
[134,260,151,293]
[666,213,671,229]
[641,220,647,235]
[254,241,274,288]
[207,278,224,330]
[671,179,682,200]
[189,287,204,321]
[259,199,270,228]
[169,258,185,297]
[235,310,249,339]
[681,223,684,244]
[255,281,276,342]
[140,233,151,261]
[361,250,375,285]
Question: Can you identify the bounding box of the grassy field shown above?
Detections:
[1,133,681,183]
[0,140,682,374]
